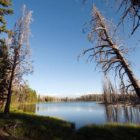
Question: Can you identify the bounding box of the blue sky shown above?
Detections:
[7,0,140,97]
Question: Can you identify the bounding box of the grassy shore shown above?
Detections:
[0,112,75,140]
[0,112,140,140]
[76,124,140,140]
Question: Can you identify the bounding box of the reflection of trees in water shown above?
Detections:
[36,104,101,112]
[18,104,36,113]
[105,105,140,124]
[105,105,119,122]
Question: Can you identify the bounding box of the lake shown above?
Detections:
[18,102,140,129]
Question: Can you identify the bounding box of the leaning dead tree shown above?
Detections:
[83,6,140,99]
[117,0,140,35]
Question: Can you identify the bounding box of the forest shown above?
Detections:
[0,0,140,140]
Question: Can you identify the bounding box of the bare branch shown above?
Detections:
[82,5,140,98]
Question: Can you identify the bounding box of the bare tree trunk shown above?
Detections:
[4,81,12,115]
[4,67,15,115]
[107,39,140,99]
[4,55,16,115]
[119,53,140,98]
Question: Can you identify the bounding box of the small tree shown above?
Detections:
[83,6,140,99]
[4,5,33,115]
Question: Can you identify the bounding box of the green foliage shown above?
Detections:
[0,0,12,6]
[45,96,58,102]
[11,84,37,105]
[0,42,11,105]
[0,0,13,35]
[0,0,13,106]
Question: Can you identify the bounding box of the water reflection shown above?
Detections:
[105,105,140,124]
[18,104,36,113]
[18,102,140,128]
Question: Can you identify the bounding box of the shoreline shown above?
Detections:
[99,102,140,107]
[0,111,140,140]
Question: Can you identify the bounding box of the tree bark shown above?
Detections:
[117,49,140,98]
[4,53,17,115]
[4,66,15,115]
[107,36,140,99]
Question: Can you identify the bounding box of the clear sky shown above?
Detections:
[7,0,140,97]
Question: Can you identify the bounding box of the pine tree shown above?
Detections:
[0,0,13,107]
[0,0,13,33]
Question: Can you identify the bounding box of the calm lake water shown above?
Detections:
[18,102,140,129]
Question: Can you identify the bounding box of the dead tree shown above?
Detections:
[83,0,140,34]
[83,6,140,99]
[102,74,118,104]
[4,5,33,115]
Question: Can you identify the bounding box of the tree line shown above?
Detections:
[11,83,37,105]
[37,92,138,104]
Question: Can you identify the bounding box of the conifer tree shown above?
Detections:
[0,0,13,107]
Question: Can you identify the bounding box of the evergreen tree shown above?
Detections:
[0,0,13,107]
[0,0,13,38]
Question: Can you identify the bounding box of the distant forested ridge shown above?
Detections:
[37,93,139,104]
